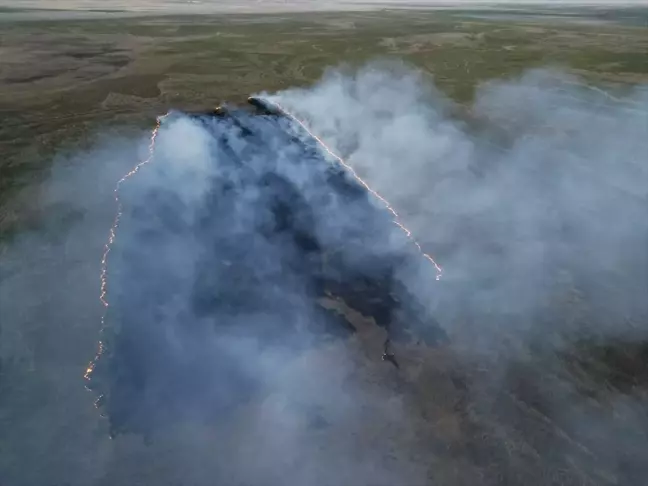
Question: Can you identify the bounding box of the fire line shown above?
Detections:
[85,98,443,385]
[256,97,443,280]
[84,113,168,384]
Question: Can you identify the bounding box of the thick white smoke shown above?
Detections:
[267,63,648,351]
[1,62,647,486]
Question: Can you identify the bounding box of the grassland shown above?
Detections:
[1,8,647,221]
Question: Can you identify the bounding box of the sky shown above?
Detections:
[3,0,647,13]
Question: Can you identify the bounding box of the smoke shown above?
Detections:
[268,63,648,347]
[264,62,648,484]
[1,62,647,486]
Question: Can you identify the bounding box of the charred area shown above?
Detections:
[86,99,445,438]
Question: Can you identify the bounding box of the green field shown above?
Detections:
[2,8,647,218]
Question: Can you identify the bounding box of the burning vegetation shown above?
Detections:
[85,97,445,438]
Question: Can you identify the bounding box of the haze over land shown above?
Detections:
[3,0,648,14]
[1,4,647,486]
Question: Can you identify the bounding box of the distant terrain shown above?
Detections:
[2,6,646,221]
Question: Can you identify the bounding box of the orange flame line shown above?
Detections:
[84,98,442,388]
[84,114,168,384]
[259,98,443,280]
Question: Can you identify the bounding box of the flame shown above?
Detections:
[84,98,443,388]
[258,97,443,280]
[84,114,168,384]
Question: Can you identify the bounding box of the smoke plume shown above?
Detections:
[268,63,648,347]
[1,62,647,486]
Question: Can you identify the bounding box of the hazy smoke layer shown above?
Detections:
[1,63,647,486]
[269,64,648,349]
[262,64,648,484]
[90,102,446,442]
[6,0,648,13]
